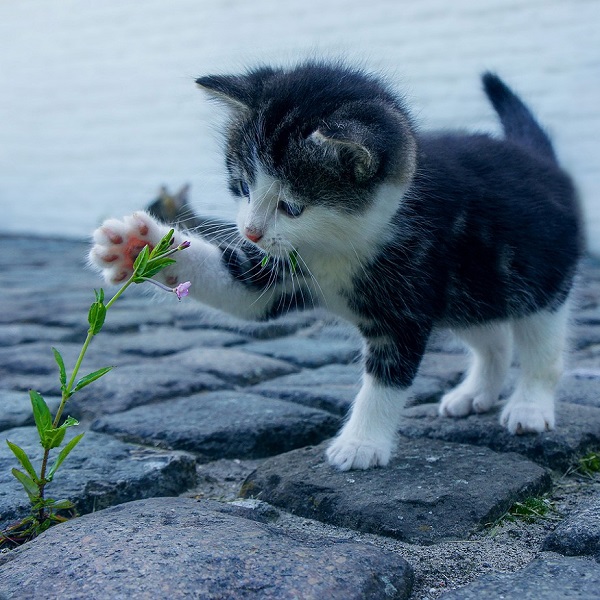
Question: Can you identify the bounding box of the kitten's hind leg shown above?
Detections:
[439,322,513,417]
[501,303,569,434]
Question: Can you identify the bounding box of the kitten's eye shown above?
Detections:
[277,200,304,218]
[238,180,250,199]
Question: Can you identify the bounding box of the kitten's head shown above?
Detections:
[147,184,195,228]
[197,61,416,260]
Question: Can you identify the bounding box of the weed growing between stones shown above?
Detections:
[1,230,190,548]
[487,495,560,535]
[575,451,600,478]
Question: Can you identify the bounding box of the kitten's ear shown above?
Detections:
[196,67,277,111]
[309,124,378,182]
[177,183,190,201]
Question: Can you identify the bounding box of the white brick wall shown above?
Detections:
[1,0,599,254]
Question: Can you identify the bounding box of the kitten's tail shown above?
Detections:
[482,72,557,164]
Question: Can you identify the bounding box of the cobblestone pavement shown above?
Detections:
[0,234,599,599]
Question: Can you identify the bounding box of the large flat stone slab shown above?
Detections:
[438,555,600,599]
[91,392,340,461]
[543,495,600,559]
[398,401,600,470]
[240,438,551,544]
[0,427,196,531]
[0,497,414,600]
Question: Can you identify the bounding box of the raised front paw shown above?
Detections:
[89,212,168,284]
[326,435,393,471]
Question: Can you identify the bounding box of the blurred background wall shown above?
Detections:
[1,0,598,253]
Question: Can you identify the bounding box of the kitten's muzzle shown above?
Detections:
[244,227,263,244]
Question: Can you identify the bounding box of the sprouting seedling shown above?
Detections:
[2,230,190,547]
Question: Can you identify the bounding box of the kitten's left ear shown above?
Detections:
[196,67,278,111]
[308,123,378,182]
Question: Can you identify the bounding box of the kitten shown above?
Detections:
[147,183,238,247]
[90,61,583,471]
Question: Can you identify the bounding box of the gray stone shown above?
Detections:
[417,351,467,386]
[543,495,600,559]
[0,341,135,378]
[252,364,445,415]
[0,323,74,347]
[71,362,228,420]
[94,326,246,357]
[251,363,362,414]
[156,346,299,385]
[240,438,551,544]
[91,391,340,461]
[438,555,600,599]
[0,497,414,600]
[559,371,600,407]
[397,401,600,470]
[0,389,60,432]
[0,426,197,531]
[242,335,361,368]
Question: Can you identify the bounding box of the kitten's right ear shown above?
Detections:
[196,75,252,111]
[196,66,278,111]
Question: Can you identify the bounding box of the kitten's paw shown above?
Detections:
[500,397,555,434]
[89,212,167,284]
[439,386,495,418]
[326,435,392,471]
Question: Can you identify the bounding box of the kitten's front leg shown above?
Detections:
[89,212,287,320]
[327,330,428,471]
[326,375,409,470]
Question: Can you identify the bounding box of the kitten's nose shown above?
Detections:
[244,228,263,243]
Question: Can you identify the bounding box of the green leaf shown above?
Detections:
[261,255,269,268]
[43,427,66,450]
[11,468,39,501]
[94,288,105,303]
[73,366,113,393]
[29,390,52,447]
[87,301,107,335]
[289,250,298,274]
[47,499,75,511]
[51,347,67,388]
[133,244,150,274]
[6,440,38,482]
[47,433,84,480]
[44,416,80,450]
[149,229,175,259]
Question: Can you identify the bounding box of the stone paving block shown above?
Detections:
[157,346,299,385]
[438,555,600,599]
[242,336,361,368]
[91,391,340,461]
[252,364,445,415]
[0,323,75,347]
[240,438,551,544]
[251,363,362,414]
[0,427,197,531]
[0,497,414,600]
[71,362,229,420]
[93,326,246,357]
[417,351,466,386]
[0,341,136,378]
[558,371,600,408]
[543,495,600,559]
[0,389,60,432]
[397,401,600,471]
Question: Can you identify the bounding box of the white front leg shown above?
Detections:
[326,375,407,471]
[89,212,283,320]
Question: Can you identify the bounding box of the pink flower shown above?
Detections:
[178,240,191,250]
[173,281,191,300]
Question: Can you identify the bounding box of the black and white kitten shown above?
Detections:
[90,62,583,471]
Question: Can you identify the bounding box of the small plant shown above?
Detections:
[576,451,600,478]
[1,230,190,548]
[506,497,555,524]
